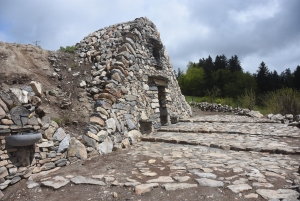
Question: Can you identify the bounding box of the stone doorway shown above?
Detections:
[158,86,168,126]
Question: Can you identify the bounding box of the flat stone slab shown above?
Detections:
[71,175,106,185]
[173,176,190,182]
[26,180,40,189]
[256,189,300,200]
[227,184,252,193]
[195,178,224,187]
[41,176,70,189]
[147,176,174,183]
[162,183,198,191]
[190,171,216,179]
[135,183,159,195]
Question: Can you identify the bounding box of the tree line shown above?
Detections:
[177,54,300,104]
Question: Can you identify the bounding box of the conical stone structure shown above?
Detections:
[77,17,192,153]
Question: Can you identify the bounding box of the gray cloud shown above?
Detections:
[0,0,299,74]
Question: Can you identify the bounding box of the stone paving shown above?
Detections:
[5,114,299,200]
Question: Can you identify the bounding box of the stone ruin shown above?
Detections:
[78,17,192,152]
[0,17,191,191]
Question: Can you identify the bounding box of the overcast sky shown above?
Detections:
[0,0,299,74]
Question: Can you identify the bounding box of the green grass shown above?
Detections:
[253,106,272,116]
[185,96,236,107]
[185,95,271,115]
[60,45,76,53]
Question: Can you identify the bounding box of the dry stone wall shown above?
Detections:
[76,17,191,152]
[0,17,191,192]
[0,83,85,191]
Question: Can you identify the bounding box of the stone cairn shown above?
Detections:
[0,17,192,191]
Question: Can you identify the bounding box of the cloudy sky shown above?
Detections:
[0,0,299,74]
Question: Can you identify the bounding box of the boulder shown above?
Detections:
[126,130,142,144]
[53,127,67,141]
[68,137,87,160]
[29,81,42,97]
[58,134,70,153]
[98,137,113,154]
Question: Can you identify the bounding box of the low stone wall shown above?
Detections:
[190,101,298,123]
[0,84,143,191]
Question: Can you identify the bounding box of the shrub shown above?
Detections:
[60,45,76,53]
[238,88,256,110]
[263,88,300,116]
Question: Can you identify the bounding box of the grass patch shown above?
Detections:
[186,95,272,115]
[185,96,236,107]
[60,45,76,53]
[52,113,71,126]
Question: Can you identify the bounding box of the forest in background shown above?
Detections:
[176,55,300,115]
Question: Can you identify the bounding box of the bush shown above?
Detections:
[60,45,76,53]
[263,88,300,116]
[238,88,256,110]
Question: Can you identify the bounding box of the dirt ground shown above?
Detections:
[2,147,264,201]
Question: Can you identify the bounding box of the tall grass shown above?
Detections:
[263,88,300,116]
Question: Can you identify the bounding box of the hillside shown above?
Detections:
[0,41,92,135]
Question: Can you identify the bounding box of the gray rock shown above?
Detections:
[10,106,29,126]
[53,127,67,141]
[147,176,174,183]
[83,134,98,149]
[162,183,197,191]
[10,176,21,185]
[135,183,159,195]
[58,134,70,153]
[67,137,87,160]
[0,180,11,190]
[227,184,252,193]
[26,180,40,189]
[189,170,216,179]
[71,175,106,185]
[106,118,116,132]
[42,162,55,170]
[98,137,113,154]
[0,107,6,119]
[9,88,28,104]
[0,167,8,179]
[126,130,141,144]
[126,119,136,130]
[256,189,299,200]
[46,151,57,158]
[54,159,68,167]
[29,81,42,97]
[41,176,70,189]
[195,178,224,187]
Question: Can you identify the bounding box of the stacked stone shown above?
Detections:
[191,101,300,122]
[190,102,233,113]
[75,17,192,153]
[0,83,86,192]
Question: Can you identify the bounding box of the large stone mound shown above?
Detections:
[77,17,192,151]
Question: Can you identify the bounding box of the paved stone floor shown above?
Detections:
[2,115,300,200]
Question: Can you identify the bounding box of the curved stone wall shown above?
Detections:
[77,17,192,152]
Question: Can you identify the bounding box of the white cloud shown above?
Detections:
[0,0,299,74]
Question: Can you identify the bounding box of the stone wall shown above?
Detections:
[0,17,191,191]
[0,83,83,190]
[76,17,192,152]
